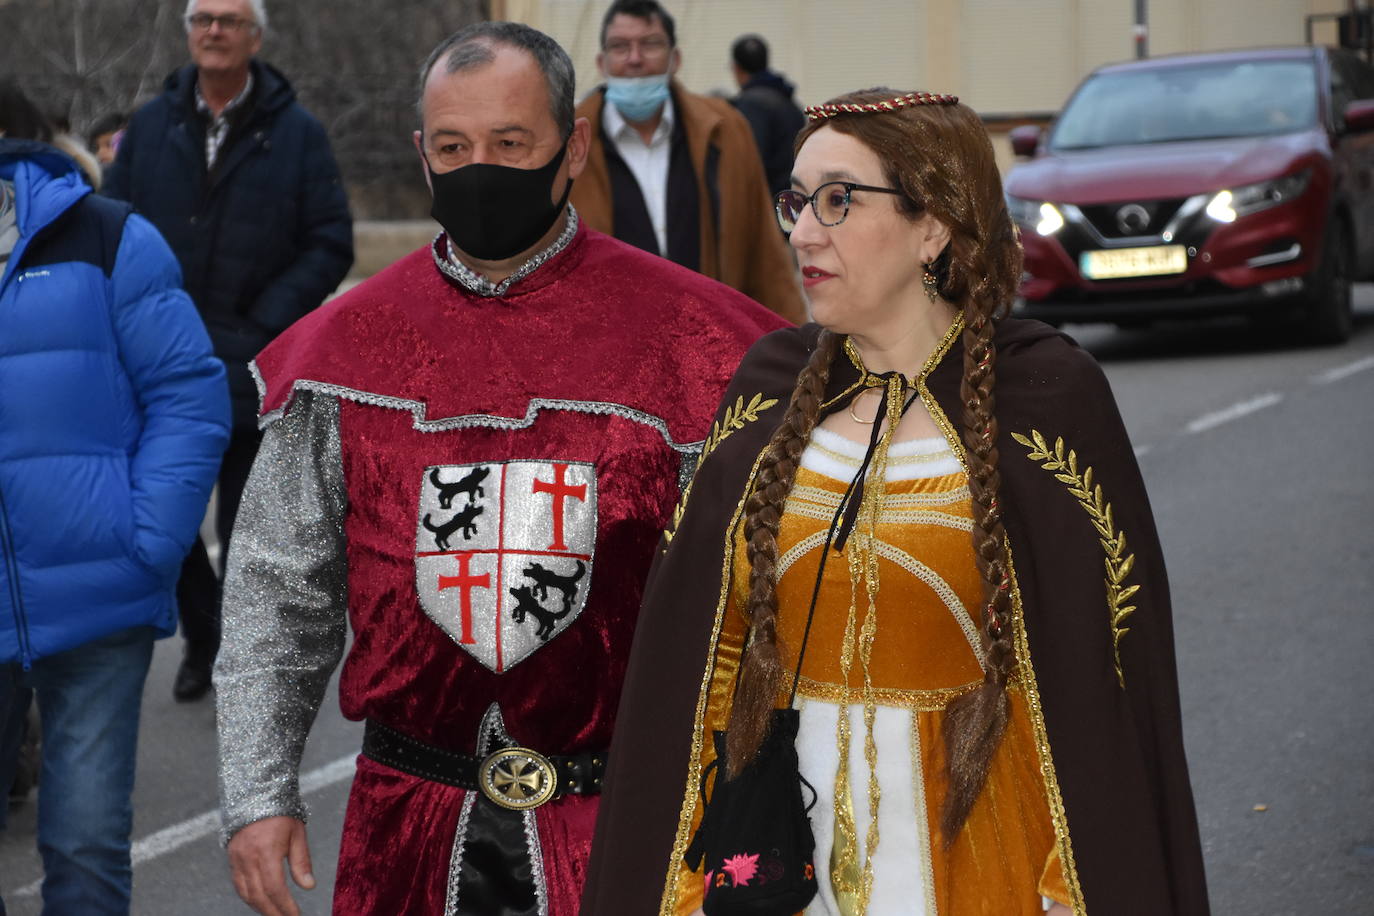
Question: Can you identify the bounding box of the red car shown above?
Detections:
[1005,46,1374,343]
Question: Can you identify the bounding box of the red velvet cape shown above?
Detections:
[253,225,787,915]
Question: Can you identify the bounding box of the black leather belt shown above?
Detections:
[362,719,606,810]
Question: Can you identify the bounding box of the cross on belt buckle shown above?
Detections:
[479,746,558,810]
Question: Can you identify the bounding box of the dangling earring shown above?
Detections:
[922,265,940,302]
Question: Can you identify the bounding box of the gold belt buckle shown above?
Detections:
[478,747,557,810]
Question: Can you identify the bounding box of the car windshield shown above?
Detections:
[1050,58,1317,150]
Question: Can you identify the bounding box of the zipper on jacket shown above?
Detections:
[0,483,33,669]
[0,169,51,671]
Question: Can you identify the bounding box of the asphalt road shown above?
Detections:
[2,288,1372,915]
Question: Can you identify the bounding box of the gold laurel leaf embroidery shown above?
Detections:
[1012,429,1139,688]
[663,393,779,542]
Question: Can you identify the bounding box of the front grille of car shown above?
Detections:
[1078,198,1188,239]
[1050,276,1233,302]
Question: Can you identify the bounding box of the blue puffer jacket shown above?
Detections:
[0,139,230,667]
[104,60,353,429]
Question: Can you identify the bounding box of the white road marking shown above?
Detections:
[1312,354,1374,385]
[300,753,358,794]
[1185,392,1283,434]
[131,810,222,865]
[10,753,357,898]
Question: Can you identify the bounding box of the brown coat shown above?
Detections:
[573,83,806,324]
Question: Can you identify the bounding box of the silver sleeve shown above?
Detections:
[214,391,349,844]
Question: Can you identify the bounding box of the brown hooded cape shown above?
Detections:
[580,319,1209,915]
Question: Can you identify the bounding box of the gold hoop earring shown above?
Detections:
[922,265,940,302]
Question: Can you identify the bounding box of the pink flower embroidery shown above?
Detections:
[722,852,760,887]
[704,870,714,896]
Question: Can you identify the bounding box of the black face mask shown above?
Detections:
[427,141,572,262]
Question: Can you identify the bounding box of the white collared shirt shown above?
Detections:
[602,93,675,256]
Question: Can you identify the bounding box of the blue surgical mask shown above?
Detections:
[605,73,671,123]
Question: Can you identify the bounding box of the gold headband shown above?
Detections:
[805,91,959,122]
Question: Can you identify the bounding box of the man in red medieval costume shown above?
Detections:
[213,21,786,916]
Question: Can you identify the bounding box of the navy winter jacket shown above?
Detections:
[104,60,353,429]
[732,71,806,196]
[0,140,231,666]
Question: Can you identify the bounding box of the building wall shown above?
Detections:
[493,0,1361,173]
[497,0,1356,114]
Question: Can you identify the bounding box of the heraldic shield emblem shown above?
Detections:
[415,460,597,673]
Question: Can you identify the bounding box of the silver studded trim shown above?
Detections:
[678,445,703,496]
[252,361,703,462]
[433,206,580,298]
[444,703,549,916]
[443,791,479,916]
[474,701,516,761]
[523,807,550,916]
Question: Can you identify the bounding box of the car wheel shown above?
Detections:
[1307,219,1354,345]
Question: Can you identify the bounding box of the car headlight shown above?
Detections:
[1006,195,1065,236]
[1205,169,1312,223]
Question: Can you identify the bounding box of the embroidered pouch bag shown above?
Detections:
[684,709,818,915]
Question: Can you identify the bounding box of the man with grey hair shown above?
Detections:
[213,20,782,916]
[105,0,353,705]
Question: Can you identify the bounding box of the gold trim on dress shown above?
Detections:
[909,319,968,478]
[775,529,834,579]
[831,315,964,911]
[1006,553,1086,914]
[1011,430,1140,689]
[828,369,912,911]
[909,710,939,916]
[795,675,980,711]
[792,483,971,509]
[782,497,974,532]
[660,446,769,915]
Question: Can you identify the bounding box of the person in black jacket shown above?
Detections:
[104,0,353,702]
[729,33,805,195]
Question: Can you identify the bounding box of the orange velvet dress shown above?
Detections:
[747,427,1067,915]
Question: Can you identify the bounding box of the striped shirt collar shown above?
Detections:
[195,71,254,169]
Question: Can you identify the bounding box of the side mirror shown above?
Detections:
[1009,124,1042,157]
[1343,99,1374,133]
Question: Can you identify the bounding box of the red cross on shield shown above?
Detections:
[414,460,597,673]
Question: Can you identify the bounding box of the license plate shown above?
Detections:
[1079,245,1187,280]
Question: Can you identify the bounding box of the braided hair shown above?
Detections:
[725,328,841,776]
[722,89,1024,845]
